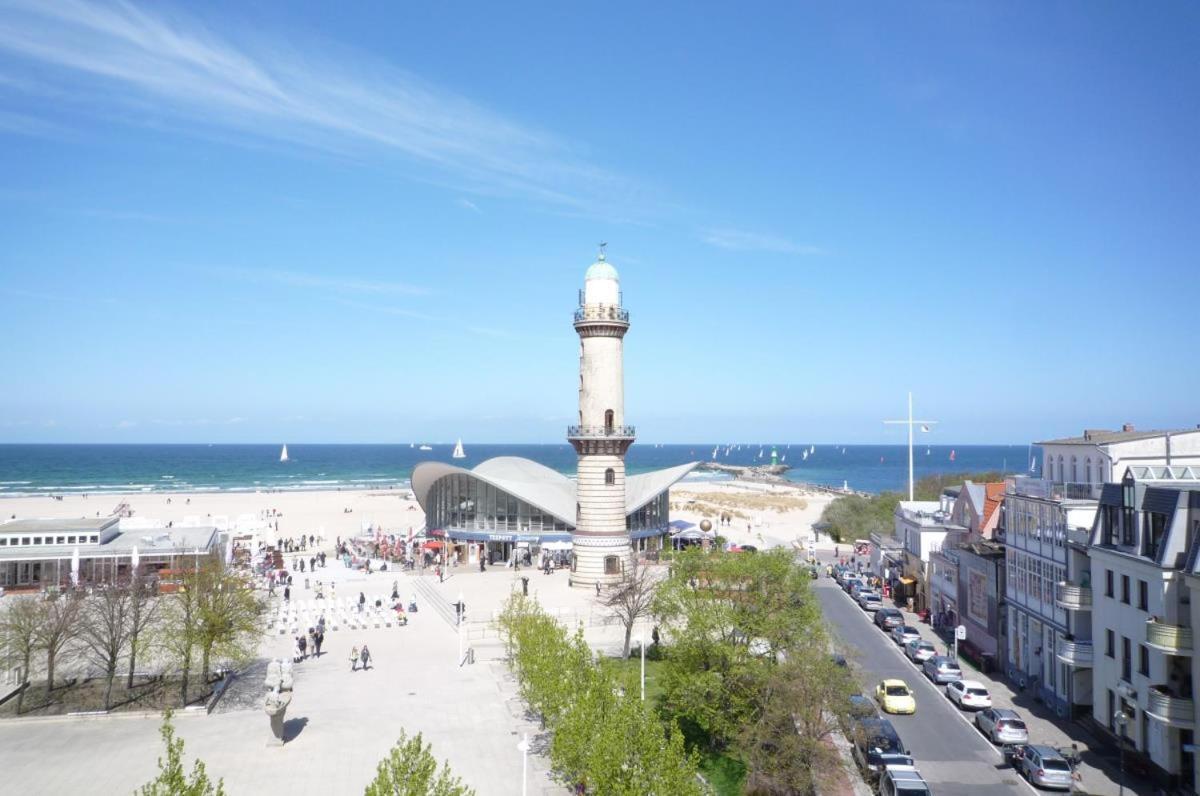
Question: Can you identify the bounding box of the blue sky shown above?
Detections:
[1,1,1198,445]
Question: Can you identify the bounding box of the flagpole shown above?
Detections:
[884,393,938,502]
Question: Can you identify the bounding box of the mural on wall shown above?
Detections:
[968,569,989,625]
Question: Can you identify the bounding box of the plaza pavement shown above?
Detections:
[0,557,640,795]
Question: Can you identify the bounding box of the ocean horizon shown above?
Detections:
[0,443,1040,498]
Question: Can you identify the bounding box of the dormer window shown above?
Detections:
[1121,472,1136,546]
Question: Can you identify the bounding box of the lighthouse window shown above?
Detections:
[604,555,621,575]
[604,409,614,431]
[605,468,615,485]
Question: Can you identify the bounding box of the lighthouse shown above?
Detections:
[568,247,634,587]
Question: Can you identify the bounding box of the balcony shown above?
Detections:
[1056,639,1094,668]
[567,425,636,440]
[1006,477,1101,501]
[1146,685,1195,728]
[574,305,629,324]
[1146,619,1194,655]
[1055,582,1093,611]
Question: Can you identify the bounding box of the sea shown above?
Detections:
[0,443,1038,498]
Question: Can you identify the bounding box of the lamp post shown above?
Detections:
[1113,710,1129,796]
[640,630,646,702]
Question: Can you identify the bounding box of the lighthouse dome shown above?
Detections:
[585,256,619,282]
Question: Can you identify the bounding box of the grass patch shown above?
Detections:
[612,654,667,704]
[698,751,746,795]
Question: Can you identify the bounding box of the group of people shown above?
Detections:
[293,551,327,573]
[349,644,372,671]
[293,620,326,662]
[280,534,318,553]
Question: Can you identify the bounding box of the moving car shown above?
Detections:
[875,679,916,715]
[858,591,884,612]
[975,707,1029,744]
[945,679,992,710]
[890,625,921,646]
[875,608,904,631]
[879,765,932,796]
[850,718,907,775]
[922,655,963,684]
[1016,744,1074,790]
[905,639,937,663]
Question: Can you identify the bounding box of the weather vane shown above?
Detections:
[597,241,607,260]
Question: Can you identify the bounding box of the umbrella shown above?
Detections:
[668,519,696,531]
[70,546,80,588]
[422,540,444,550]
[131,545,140,573]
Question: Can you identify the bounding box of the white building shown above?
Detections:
[1039,426,1200,497]
[1087,467,1200,791]
[893,499,954,613]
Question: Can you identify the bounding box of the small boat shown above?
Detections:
[452,439,465,459]
[802,450,808,461]
[926,446,931,455]
[950,449,957,462]
[419,444,433,451]
[410,443,414,449]
[711,446,718,460]
[757,448,764,458]
[809,445,815,455]
[280,444,289,463]
[781,454,787,462]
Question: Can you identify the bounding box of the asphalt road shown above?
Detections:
[815,574,1040,794]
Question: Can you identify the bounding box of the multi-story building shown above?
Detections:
[1088,467,1200,790]
[1038,426,1200,497]
[893,499,954,613]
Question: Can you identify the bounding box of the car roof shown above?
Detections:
[880,678,909,688]
[958,679,986,689]
[993,708,1022,718]
[1028,744,1063,758]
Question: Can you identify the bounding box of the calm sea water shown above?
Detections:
[0,443,1036,497]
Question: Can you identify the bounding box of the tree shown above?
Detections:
[159,567,205,705]
[738,649,855,794]
[0,597,41,714]
[127,572,160,690]
[77,583,134,710]
[195,563,264,683]
[137,709,225,796]
[598,558,660,658]
[364,728,474,796]
[35,591,82,696]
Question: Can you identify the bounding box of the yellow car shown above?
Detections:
[875,679,916,715]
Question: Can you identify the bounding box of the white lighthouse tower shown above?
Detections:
[568,247,634,588]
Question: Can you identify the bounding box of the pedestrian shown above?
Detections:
[300,559,305,573]
[298,633,307,660]
[595,581,601,597]
[284,585,291,602]
[310,556,316,572]
[330,582,336,600]
[391,581,399,601]
[308,627,316,655]
[350,645,359,671]
[293,636,303,663]
[315,630,324,657]
[358,592,365,613]
[437,565,443,583]
[360,644,371,671]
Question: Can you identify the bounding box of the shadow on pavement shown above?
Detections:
[283,716,309,743]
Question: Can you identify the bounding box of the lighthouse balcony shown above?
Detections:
[567,425,636,440]
[574,305,629,324]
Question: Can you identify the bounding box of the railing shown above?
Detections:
[567,425,636,439]
[1055,582,1093,611]
[1147,685,1195,727]
[1055,639,1094,667]
[1007,477,1101,501]
[1146,619,1194,655]
[574,304,629,324]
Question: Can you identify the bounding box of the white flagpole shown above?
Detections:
[884,392,938,502]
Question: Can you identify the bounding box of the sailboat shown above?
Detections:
[809,445,815,455]
[419,444,433,451]
[280,444,289,463]
[949,450,957,462]
[410,443,414,449]
[781,454,787,463]
[926,446,931,455]
[452,439,466,459]
[711,446,718,460]
[801,450,808,461]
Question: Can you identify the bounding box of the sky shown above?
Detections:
[1,1,1198,445]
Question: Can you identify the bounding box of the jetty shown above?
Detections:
[698,462,791,483]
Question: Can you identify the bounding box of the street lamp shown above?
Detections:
[1113,710,1129,796]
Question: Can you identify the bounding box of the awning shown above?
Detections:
[422,541,444,550]
[668,519,696,531]
[898,576,917,585]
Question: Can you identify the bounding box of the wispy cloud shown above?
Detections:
[0,0,640,213]
[208,267,429,297]
[456,198,480,213]
[149,416,246,427]
[701,229,824,255]
[115,419,138,429]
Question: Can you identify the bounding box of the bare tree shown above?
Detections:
[77,584,134,710]
[127,572,160,690]
[599,558,660,658]
[0,597,41,713]
[35,592,82,696]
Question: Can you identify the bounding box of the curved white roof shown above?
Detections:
[411,456,698,526]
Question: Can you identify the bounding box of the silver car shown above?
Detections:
[891,625,921,647]
[922,655,962,684]
[905,639,937,663]
[858,592,883,611]
[1018,744,1074,790]
[975,707,1029,744]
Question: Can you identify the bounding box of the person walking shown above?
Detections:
[284,585,291,602]
[391,581,399,601]
[350,645,359,671]
[360,644,371,671]
[298,633,307,660]
[314,629,324,657]
[358,592,365,613]
[293,636,303,663]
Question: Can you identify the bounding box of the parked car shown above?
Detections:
[905,639,937,663]
[975,707,1029,745]
[875,679,916,715]
[945,679,992,710]
[850,718,907,775]
[1016,744,1074,790]
[847,579,867,598]
[858,592,884,612]
[875,608,904,631]
[922,655,963,684]
[890,625,921,646]
[878,765,932,796]
[848,694,879,720]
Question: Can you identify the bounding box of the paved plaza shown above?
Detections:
[0,557,641,795]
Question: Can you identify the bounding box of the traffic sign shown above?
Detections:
[955,624,967,640]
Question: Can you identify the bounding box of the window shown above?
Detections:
[604,555,621,575]
[1144,512,1167,560]
[67,535,76,544]
[56,536,65,544]
[1105,569,1114,597]
[1121,473,1136,545]
[1106,629,1115,658]
[604,409,614,431]
[1086,458,1093,484]
[1070,456,1078,482]
[1121,575,1130,605]
[1122,636,1132,682]
[1139,644,1150,677]
[1108,690,1116,730]
[604,468,615,486]
[1138,580,1148,612]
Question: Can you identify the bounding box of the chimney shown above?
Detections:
[1122,423,1135,433]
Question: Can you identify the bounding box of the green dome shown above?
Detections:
[585,256,619,281]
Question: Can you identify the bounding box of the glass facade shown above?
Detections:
[626,492,668,534]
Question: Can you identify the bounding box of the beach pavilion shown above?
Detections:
[412,457,696,566]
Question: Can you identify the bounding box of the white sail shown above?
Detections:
[419,444,433,451]
[452,438,466,459]
[802,450,808,461]
[280,444,289,463]
[711,446,718,459]
[810,445,815,455]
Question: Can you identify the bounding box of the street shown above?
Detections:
[815,574,1038,794]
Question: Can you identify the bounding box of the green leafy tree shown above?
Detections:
[195,563,265,683]
[364,729,474,796]
[137,709,225,796]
